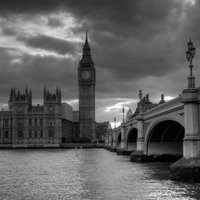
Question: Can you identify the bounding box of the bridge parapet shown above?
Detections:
[124,117,137,128]
[144,95,183,120]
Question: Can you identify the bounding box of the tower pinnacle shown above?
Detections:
[83,30,90,52]
[79,31,93,65]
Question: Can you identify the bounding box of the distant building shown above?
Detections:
[0,110,12,145]
[2,87,61,148]
[61,103,74,143]
[73,111,79,141]
[61,102,73,121]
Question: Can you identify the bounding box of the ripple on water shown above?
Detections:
[0,149,200,200]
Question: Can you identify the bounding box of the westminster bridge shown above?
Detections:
[105,93,184,158]
[104,39,200,183]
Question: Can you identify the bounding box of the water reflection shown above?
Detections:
[0,149,200,200]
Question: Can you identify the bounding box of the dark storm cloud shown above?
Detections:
[0,47,78,102]
[17,34,79,55]
[0,0,61,17]
[180,1,200,45]
[0,0,181,30]
[66,0,182,38]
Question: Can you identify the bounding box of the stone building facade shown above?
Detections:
[0,111,12,145]
[0,87,62,148]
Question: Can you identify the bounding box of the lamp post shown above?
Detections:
[139,89,143,113]
[186,38,196,88]
[114,117,116,129]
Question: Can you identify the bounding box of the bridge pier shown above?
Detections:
[117,122,127,155]
[110,128,117,152]
[108,131,112,150]
[130,108,146,161]
[171,88,200,183]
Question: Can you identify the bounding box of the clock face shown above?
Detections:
[48,106,54,112]
[17,106,24,112]
[82,71,91,79]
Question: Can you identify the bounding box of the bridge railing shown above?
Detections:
[143,95,183,120]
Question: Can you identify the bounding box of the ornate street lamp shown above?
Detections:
[139,89,143,101]
[186,38,196,88]
[114,117,116,129]
[138,89,143,113]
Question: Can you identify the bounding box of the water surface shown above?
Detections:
[0,149,200,200]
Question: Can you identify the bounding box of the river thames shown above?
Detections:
[0,148,200,200]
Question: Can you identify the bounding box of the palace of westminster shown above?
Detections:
[0,34,108,148]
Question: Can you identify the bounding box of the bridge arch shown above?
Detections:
[145,119,184,156]
[126,127,138,151]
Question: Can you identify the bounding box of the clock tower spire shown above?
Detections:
[78,32,96,142]
[80,30,93,64]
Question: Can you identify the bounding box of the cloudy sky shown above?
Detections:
[0,0,199,126]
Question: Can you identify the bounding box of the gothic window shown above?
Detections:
[82,87,91,95]
[82,123,91,130]
[5,119,9,127]
[35,119,37,126]
[80,100,83,107]
[29,131,31,138]
[5,131,9,138]
[17,119,24,127]
[82,87,85,95]
[80,89,82,95]
[48,119,54,127]
[87,124,91,129]
[86,111,89,117]
[88,100,92,106]
[48,131,54,137]
[35,131,37,137]
[40,119,43,126]
[17,106,24,112]
[17,131,23,138]
[40,131,43,137]
[87,87,91,95]
[85,87,87,95]
[83,99,91,107]
[81,111,85,118]
[29,119,32,126]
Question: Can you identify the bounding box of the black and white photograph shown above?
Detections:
[0,0,200,199]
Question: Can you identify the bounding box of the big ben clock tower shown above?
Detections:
[78,32,96,142]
